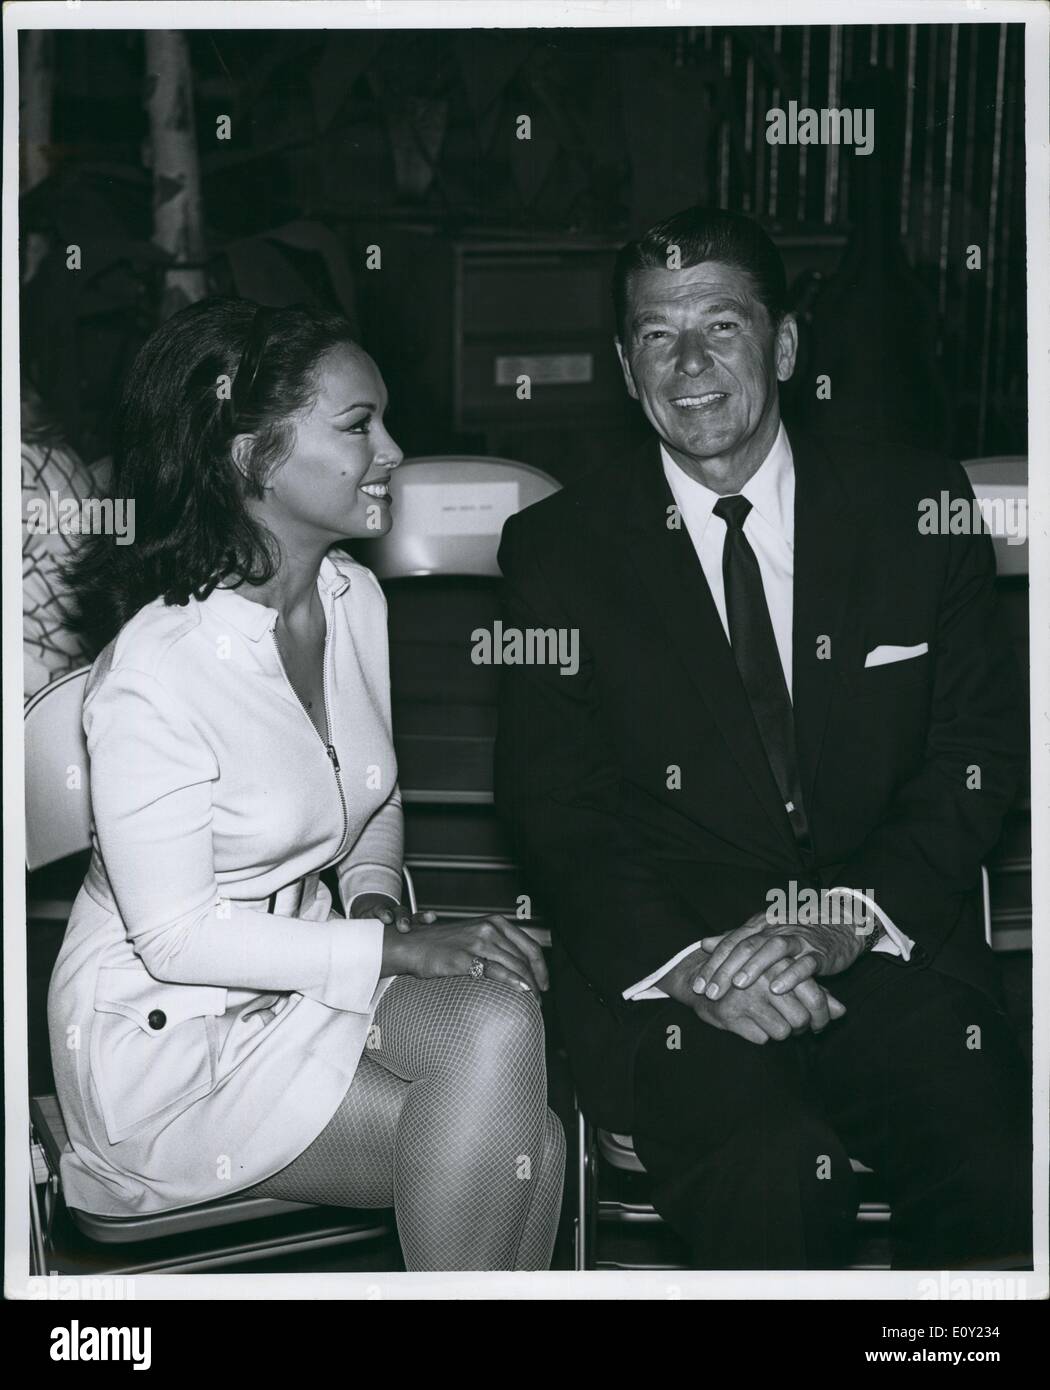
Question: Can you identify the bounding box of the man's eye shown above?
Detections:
[641,329,671,342]
[712,321,740,332]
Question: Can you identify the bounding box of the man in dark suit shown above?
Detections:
[494,206,1031,1269]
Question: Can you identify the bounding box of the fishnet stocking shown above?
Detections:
[244,975,565,1270]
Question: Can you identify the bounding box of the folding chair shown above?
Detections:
[25,669,396,1274]
[962,456,1031,953]
[355,455,560,933]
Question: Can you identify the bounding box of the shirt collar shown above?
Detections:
[660,421,795,547]
[203,550,353,642]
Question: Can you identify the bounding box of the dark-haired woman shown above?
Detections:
[49,297,565,1270]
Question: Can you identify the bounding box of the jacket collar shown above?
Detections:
[203,551,354,642]
[620,425,859,859]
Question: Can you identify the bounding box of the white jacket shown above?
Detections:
[48,550,403,1215]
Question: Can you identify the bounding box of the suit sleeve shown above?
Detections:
[87,666,383,1014]
[494,513,714,1002]
[833,463,1025,963]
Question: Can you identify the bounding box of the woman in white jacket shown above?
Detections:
[49,297,564,1270]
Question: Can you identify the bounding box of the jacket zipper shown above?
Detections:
[270,611,349,871]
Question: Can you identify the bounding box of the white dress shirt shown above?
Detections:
[623,424,913,1001]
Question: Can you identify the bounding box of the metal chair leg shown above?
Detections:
[575,1100,601,1271]
[575,1101,593,1270]
[29,1161,49,1276]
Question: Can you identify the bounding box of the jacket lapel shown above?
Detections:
[621,439,800,856]
[790,431,864,830]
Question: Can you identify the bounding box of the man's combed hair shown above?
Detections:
[64,296,358,650]
[613,206,788,341]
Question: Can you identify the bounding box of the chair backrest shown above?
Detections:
[961,455,1028,578]
[356,455,560,579]
[24,668,92,871]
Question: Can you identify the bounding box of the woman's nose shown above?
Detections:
[375,431,403,470]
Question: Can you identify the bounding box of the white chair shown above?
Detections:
[355,456,560,935]
[361,454,560,582]
[962,455,1028,578]
[962,456,1031,954]
[26,668,396,1274]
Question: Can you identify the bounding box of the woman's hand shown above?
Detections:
[381,913,549,994]
[348,892,436,933]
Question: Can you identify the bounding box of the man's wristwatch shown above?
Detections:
[860,919,884,952]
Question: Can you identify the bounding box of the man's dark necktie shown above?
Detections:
[712,494,810,850]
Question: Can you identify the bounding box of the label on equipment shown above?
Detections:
[494,353,594,386]
[397,481,521,536]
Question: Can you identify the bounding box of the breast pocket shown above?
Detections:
[90,966,228,1144]
[842,650,932,699]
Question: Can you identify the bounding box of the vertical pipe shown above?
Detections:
[961,24,979,241]
[920,27,938,263]
[769,25,782,219]
[976,24,1008,454]
[992,30,1020,452]
[719,33,732,209]
[798,26,811,224]
[899,25,917,242]
[755,48,766,219]
[744,51,755,213]
[824,26,841,226]
[937,25,960,321]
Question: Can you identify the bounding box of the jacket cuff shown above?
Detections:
[622,940,707,1001]
[322,916,385,1014]
[339,863,404,915]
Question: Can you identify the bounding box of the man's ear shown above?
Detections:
[774,314,798,383]
[614,337,639,401]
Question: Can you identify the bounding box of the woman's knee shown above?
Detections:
[458,978,546,1072]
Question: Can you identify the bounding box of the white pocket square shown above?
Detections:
[864,642,929,668]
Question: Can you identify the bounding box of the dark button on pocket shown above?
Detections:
[147,1009,167,1030]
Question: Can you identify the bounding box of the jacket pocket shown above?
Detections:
[841,649,932,698]
[90,967,228,1145]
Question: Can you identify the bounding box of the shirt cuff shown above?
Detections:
[827,886,915,961]
[622,940,707,1001]
[321,915,386,1014]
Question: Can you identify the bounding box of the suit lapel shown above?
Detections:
[621,440,800,856]
[790,431,864,827]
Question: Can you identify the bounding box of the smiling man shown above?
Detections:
[495,206,1031,1269]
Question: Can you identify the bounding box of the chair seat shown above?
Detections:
[30,1093,391,1246]
[597,1126,876,1178]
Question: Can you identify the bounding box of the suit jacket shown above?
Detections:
[494,430,1025,1130]
[48,551,404,1215]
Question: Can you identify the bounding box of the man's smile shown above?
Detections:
[669,391,730,412]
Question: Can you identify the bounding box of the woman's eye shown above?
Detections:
[342,416,371,434]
